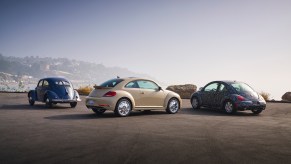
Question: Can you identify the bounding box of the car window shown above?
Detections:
[55,80,71,86]
[218,84,228,92]
[204,83,219,92]
[125,81,140,88]
[100,79,123,88]
[137,80,159,90]
[37,80,43,87]
[43,80,49,87]
[231,83,257,97]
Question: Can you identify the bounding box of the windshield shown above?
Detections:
[231,83,258,97]
[100,79,123,87]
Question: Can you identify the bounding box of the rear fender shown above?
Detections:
[44,90,59,101]
[114,90,135,109]
[221,94,237,108]
[73,90,81,101]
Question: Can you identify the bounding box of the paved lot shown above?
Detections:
[0,93,291,164]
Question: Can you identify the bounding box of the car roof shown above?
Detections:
[118,77,155,82]
[210,80,244,85]
[39,77,70,82]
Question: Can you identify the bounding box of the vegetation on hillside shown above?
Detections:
[77,86,93,95]
[260,91,270,101]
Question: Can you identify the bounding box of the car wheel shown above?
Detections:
[251,109,262,114]
[224,100,236,114]
[92,108,106,115]
[114,98,132,117]
[166,98,180,114]
[28,94,35,106]
[191,97,200,109]
[70,102,77,108]
[45,96,53,108]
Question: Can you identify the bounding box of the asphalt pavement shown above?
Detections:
[0,93,291,164]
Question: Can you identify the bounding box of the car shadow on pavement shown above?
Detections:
[0,104,72,110]
[45,111,168,120]
[182,108,260,117]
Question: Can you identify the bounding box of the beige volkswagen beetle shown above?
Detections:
[86,77,182,117]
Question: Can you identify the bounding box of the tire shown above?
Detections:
[114,98,132,117]
[191,97,200,109]
[28,93,35,106]
[92,108,106,115]
[45,96,53,108]
[251,109,262,114]
[166,98,180,114]
[70,102,77,108]
[223,100,236,114]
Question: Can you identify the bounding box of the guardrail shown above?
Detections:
[266,100,291,103]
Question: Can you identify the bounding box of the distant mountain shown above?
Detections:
[0,54,155,91]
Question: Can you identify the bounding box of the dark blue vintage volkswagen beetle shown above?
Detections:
[28,77,81,108]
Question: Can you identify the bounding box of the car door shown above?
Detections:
[37,80,49,101]
[200,82,219,107]
[213,83,228,107]
[136,80,165,108]
[36,80,43,101]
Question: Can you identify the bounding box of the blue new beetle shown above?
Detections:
[190,81,266,114]
[28,77,81,108]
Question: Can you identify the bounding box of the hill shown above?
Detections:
[0,54,152,91]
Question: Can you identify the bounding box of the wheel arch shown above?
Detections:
[191,93,202,106]
[28,90,36,101]
[114,90,135,109]
[44,90,59,102]
[164,92,181,109]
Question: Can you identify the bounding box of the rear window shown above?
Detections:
[100,79,123,87]
[230,82,257,96]
[55,80,71,86]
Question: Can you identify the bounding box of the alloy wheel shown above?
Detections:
[117,99,131,116]
[168,98,179,113]
[191,98,199,109]
[225,101,233,113]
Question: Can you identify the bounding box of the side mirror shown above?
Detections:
[157,86,163,91]
[199,87,203,91]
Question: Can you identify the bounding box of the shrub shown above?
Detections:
[77,86,93,95]
[260,91,270,101]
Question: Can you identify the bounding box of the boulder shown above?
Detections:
[166,84,197,99]
[282,92,291,101]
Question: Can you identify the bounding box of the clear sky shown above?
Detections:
[0,0,290,99]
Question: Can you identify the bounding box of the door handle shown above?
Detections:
[141,92,145,94]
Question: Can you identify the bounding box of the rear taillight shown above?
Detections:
[237,95,245,101]
[103,91,116,97]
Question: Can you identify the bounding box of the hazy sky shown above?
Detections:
[0,0,290,99]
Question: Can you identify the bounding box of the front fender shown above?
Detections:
[28,90,36,101]
[190,92,202,104]
[164,92,182,108]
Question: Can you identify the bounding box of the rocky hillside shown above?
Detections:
[166,84,197,99]
[282,92,291,101]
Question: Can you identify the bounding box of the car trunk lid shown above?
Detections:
[53,85,74,99]
[88,86,113,98]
